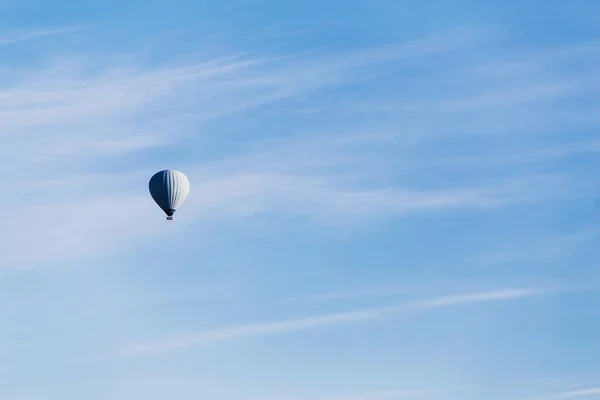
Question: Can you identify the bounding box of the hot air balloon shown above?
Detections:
[149,169,190,220]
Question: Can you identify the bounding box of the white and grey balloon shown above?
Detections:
[149,169,190,220]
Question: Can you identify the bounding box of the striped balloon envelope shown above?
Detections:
[148,169,190,220]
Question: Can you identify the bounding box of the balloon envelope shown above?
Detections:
[149,169,190,220]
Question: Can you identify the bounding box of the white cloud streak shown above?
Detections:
[0,26,84,46]
[184,172,571,232]
[0,29,469,165]
[285,287,418,303]
[524,386,600,400]
[478,229,600,268]
[423,139,600,170]
[0,194,161,269]
[556,387,600,398]
[129,288,548,355]
[316,388,429,400]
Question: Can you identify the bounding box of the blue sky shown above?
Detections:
[1,0,600,399]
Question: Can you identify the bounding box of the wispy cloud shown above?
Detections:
[477,229,600,268]
[423,139,600,170]
[525,386,600,400]
[0,28,469,163]
[555,387,600,398]
[285,286,418,303]
[557,386,600,399]
[0,194,160,269]
[129,288,550,355]
[326,37,600,143]
[0,26,84,46]
[179,171,569,227]
[316,388,431,400]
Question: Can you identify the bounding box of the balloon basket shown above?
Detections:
[167,216,174,220]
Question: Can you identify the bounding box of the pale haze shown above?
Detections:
[1,1,600,399]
